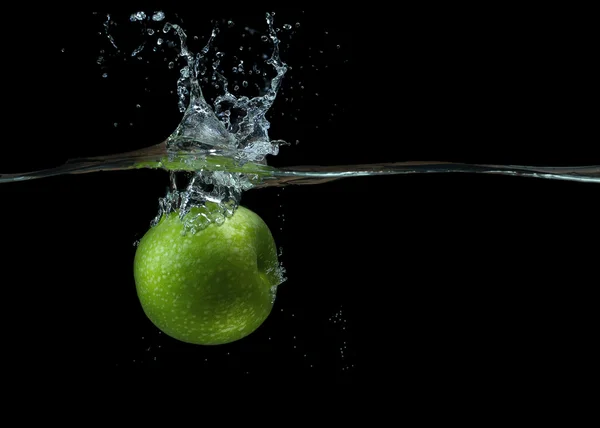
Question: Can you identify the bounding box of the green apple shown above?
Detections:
[133,204,284,345]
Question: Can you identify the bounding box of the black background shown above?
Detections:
[0,6,597,383]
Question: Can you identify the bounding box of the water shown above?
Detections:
[1,11,599,198]
[0,11,600,202]
[2,147,598,185]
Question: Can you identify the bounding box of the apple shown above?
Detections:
[133,204,284,345]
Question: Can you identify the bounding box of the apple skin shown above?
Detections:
[133,205,283,345]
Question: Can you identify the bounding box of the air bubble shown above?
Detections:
[152,11,165,21]
[130,11,146,22]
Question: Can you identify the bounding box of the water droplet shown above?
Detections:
[168,61,174,69]
[147,28,155,35]
[157,38,163,45]
[337,44,341,49]
[102,73,108,78]
[113,123,118,127]
[239,46,244,51]
[295,22,301,28]
[283,24,292,30]
[136,104,141,108]
[234,85,239,91]
[60,48,65,53]
[227,20,235,27]
[96,56,104,64]
[261,35,268,42]
[193,35,199,40]
[242,81,248,88]
[152,11,165,21]
[163,23,171,33]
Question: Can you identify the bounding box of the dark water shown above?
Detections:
[1,7,597,383]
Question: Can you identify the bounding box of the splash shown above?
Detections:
[166,14,287,161]
[145,12,289,232]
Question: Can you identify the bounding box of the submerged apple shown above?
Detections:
[133,204,283,345]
